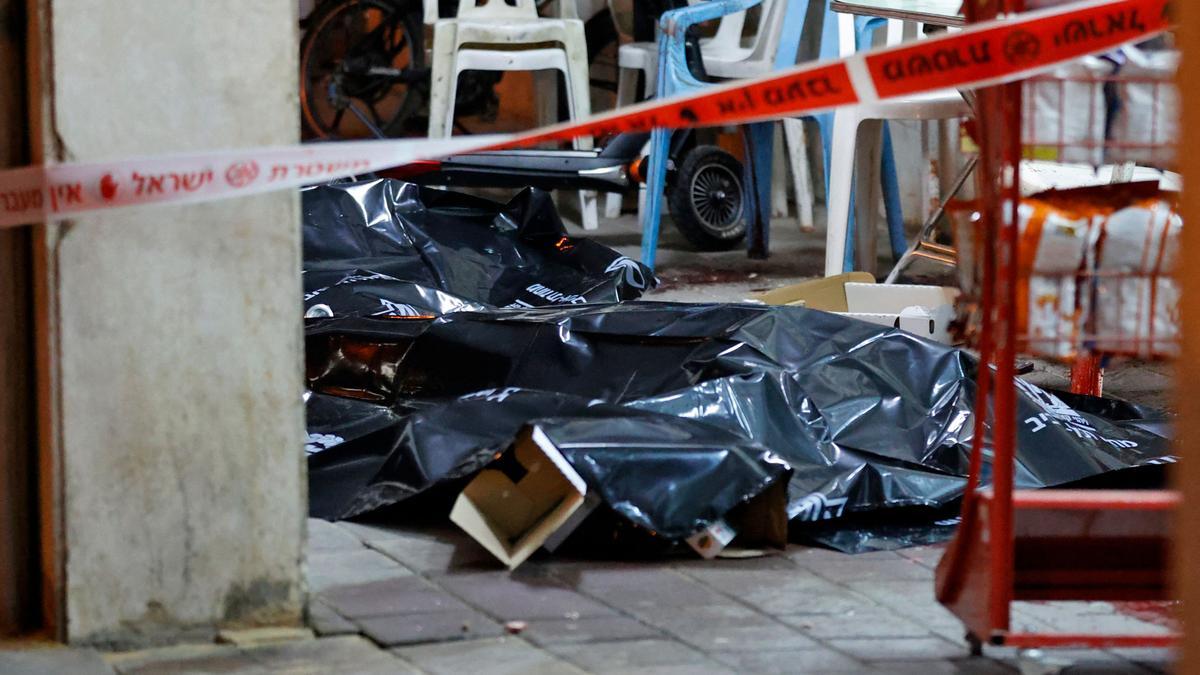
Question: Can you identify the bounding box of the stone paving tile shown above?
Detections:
[780,606,933,639]
[0,647,115,675]
[629,603,821,653]
[367,527,498,573]
[678,567,843,595]
[673,621,821,654]
[1011,602,1174,635]
[710,647,865,673]
[842,579,964,627]
[546,638,723,674]
[898,544,948,568]
[785,545,872,568]
[628,600,762,627]
[334,519,412,544]
[241,636,420,674]
[306,517,363,552]
[677,568,857,616]
[306,548,412,593]
[807,556,936,583]
[105,643,268,675]
[668,552,799,571]
[553,566,732,612]
[862,657,1018,674]
[1107,648,1176,674]
[827,636,970,662]
[436,571,618,621]
[356,608,505,646]
[306,599,359,637]
[395,636,583,674]
[318,575,469,619]
[520,616,666,646]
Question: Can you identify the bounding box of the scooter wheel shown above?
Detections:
[668,146,746,251]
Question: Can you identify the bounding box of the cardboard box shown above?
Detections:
[749,275,960,344]
[450,427,589,569]
[686,478,790,559]
[749,272,874,311]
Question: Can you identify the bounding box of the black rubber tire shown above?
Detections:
[300,0,424,139]
[668,146,747,251]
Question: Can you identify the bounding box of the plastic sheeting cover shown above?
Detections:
[306,303,1172,550]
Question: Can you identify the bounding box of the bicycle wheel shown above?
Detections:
[300,0,424,139]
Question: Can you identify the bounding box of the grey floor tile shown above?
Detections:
[104,643,267,675]
[863,657,1018,674]
[711,647,865,673]
[395,636,582,674]
[547,638,715,673]
[368,528,498,573]
[781,607,933,639]
[0,647,114,675]
[307,548,412,593]
[436,571,617,621]
[318,575,469,619]
[241,636,420,674]
[305,518,363,553]
[827,636,969,662]
[520,615,665,646]
[555,567,731,612]
[356,609,504,646]
[307,599,359,636]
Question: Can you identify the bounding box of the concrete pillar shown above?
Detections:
[28,0,306,646]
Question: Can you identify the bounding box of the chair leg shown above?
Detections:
[744,121,775,259]
[534,69,559,131]
[605,66,641,219]
[427,24,457,138]
[856,118,885,277]
[825,110,859,277]
[563,54,598,231]
[640,127,672,269]
[783,118,814,232]
[771,125,790,219]
[880,122,907,261]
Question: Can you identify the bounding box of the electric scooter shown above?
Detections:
[383,131,748,251]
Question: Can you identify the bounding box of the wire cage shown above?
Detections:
[952,42,1181,365]
[934,0,1181,652]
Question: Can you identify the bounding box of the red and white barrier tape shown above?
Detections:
[0,0,1168,229]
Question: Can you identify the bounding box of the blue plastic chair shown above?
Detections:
[640,0,818,268]
[845,15,907,270]
[637,0,905,269]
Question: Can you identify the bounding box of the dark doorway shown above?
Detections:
[0,0,39,638]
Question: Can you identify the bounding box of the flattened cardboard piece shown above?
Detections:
[686,477,790,559]
[450,427,588,569]
[542,491,602,553]
[727,478,789,550]
[842,282,959,314]
[748,272,874,310]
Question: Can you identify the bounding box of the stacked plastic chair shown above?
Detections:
[823,15,970,276]
[639,0,821,267]
[426,0,599,230]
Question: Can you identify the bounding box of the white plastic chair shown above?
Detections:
[427,0,598,230]
[606,0,815,228]
[823,16,970,276]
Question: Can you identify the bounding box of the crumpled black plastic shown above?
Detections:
[307,388,791,542]
[306,303,1173,551]
[302,179,655,318]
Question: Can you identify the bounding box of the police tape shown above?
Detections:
[0,0,1169,229]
